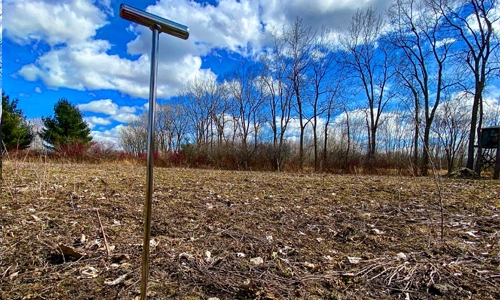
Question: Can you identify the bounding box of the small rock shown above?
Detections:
[372,228,384,235]
[348,256,361,264]
[208,298,220,300]
[205,250,212,262]
[266,235,273,242]
[237,252,246,258]
[250,257,264,266]
[396,252,407,260]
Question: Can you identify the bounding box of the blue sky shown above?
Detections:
[2,0,397,145]
[4,0,500,148]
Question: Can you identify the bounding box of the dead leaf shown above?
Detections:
[59,244,84,259]
[79,266,99,279]
[179,252,194,260]
[104,274,127,285]
[111,254,129,264]
[303,262,320,272]
[9,272,19,280]
[348,256,361,264]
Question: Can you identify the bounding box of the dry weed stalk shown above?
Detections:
[95,208,111,260]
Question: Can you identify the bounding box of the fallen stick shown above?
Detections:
[96,209,111,259]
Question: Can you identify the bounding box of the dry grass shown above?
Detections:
[1,160,499,299]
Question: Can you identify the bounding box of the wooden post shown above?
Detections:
[494,128,500,180]
[475,128,483,175]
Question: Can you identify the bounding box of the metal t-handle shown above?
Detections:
[119,4,189,300]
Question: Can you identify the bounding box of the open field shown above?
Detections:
[1,161,500,299]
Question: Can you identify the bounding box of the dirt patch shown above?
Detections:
[1,161,499,299]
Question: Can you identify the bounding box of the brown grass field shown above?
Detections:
[1,160,500,299]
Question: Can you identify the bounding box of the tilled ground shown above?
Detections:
[1,161,499,299]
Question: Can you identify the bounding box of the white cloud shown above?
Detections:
[91,124,126,146]
[127,0,393,59]
[16,36,212,98]
[78,99,139,124]
[4,0,107,46]
[9,0,393,101]
[84,116,111,129]
[78,99,119,115]
[34,86,42,93]
[465,4,500,35]
[435,38,456,48]
[112,113,139,123]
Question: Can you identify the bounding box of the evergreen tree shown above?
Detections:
[1,92,34,151]
[40,98,92,149]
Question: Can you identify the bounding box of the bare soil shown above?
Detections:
[1,161,499,299]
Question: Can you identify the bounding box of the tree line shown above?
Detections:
[119,0,500,174]
[2,0,499,174]
[1,93,93,155]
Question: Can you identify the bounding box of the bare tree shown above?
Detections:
[156,104,174,153]
[433,0,500,171]
[388,0,457,175]
[283,17,316,169]
[119,112,147,155]
[308,28,340,171]
[340,7,395,164]
[227,62,265,170]
[260,34,294,171]
[170,104,189,151]
[432,95,471,173]
[181,76,222,150]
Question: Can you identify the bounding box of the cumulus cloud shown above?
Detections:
[8,0,393,101]
[127,0,393,59]
[8,0,215,99]
[4,0,108,46]
[17,38,209,98]
[91,124,126,146]
[78,99,120,115]
[78,99,139,124]
[84,116,111,129]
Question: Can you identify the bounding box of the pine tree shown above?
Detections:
[40,98,92,149]
[1,92,34,151]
